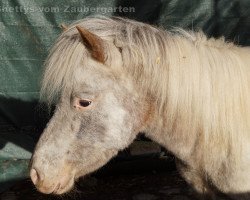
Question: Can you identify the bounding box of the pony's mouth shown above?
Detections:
[30,167,75,195]
[35,175,75,195]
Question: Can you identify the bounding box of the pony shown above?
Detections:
[30,16,250,199]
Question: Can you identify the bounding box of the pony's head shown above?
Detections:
[30,18,153,194]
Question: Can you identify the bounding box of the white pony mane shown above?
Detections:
[41,16,250,169]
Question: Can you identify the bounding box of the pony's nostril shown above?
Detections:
[30,168,44,185]
[30,168,38,185]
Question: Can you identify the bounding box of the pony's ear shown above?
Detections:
[76,26,105,64]
[60,24,68,31]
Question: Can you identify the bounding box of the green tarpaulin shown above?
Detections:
[0,0,249,192]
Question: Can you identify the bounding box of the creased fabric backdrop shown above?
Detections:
[0,0,249,191]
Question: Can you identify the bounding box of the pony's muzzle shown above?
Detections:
[30,163,75,194]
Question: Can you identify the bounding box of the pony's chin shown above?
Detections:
[52,176,75,195]
[52,179,75,195]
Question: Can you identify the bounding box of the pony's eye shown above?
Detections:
[79,100,92,107]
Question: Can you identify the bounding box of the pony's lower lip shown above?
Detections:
[36,185,58,195]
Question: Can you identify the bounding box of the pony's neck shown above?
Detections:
[141,33,201,160]
[140,32,250,164]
